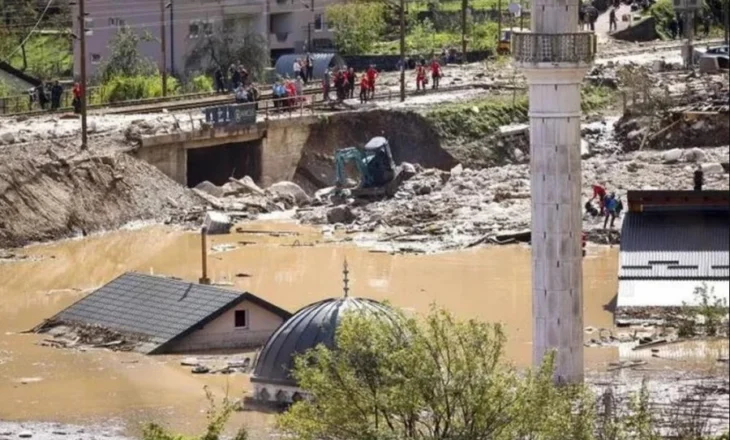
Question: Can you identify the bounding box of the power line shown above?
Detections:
[1,0,55,62]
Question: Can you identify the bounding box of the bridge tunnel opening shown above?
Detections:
[186,140,263,188]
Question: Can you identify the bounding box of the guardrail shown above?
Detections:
[512,31,596,64]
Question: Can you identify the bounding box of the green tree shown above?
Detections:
[184,19,269,81]
[278,305,602,440]
[96,25,158,82]
[325,2,387,55]
[0,0,38,70]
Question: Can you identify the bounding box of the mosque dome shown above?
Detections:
[251,296,397,388]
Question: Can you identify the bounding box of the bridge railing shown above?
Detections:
[512,31,597,65]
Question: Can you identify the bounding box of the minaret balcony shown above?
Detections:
[512,31,596,66]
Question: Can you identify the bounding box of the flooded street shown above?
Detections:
[0,221,648,436]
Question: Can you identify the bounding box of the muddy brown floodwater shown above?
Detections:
[0,222,620,438]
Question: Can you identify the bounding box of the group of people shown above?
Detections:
[28,81,64,111]
[214,63,250,94]
[323,65,379,103]
[587,183,623,229]
[415,58,442,91]
[271,77,307,110]
[667,13,713,40]
[293,55,315,84]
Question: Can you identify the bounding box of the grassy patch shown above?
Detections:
[7,32,73,80]
[426,85,615,142]
[373,22,500,55]
[410,0,503,12]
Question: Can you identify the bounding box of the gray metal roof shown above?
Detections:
[273,53,345,81]
[49,272,291,354]
[251,297,398,387]
[619,211,729,280]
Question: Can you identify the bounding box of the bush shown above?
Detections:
[190,74,214,93]
[95,75,180,104]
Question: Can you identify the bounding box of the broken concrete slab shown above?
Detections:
[268,181,311,206]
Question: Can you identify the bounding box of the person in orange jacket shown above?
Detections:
[366,64,378,99]
[416,62,426,91]
[430,58,441,90]
[359,74,370,103]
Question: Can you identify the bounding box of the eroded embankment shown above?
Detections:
[292,110,459,193]
[0,152,198,249]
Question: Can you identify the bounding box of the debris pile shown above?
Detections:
[34,320,148,352]
[180,355,255,376]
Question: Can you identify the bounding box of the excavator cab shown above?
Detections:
[333,137,402,198]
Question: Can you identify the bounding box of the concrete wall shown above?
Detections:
[260,117,316,187]
[166,299,285,352]
[134,143,187,184]
[611,17,658,42]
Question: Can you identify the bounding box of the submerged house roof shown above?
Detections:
[617,191,730,309]
[46,272,291,353]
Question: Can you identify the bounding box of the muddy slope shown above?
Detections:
[293,110,458,192]
[0,152,198,249]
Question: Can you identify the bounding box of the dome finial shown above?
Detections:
[342,258,350,298]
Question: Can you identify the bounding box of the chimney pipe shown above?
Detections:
[199,226,211,285]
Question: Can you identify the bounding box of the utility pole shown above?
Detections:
[169,0,174,75]
[399,0,405,102]
[160,0,167,96]
[461,0,468,60]
[497,0,502,46]
[78,0,88,149]
[520,0,524,29]
[725,0,729,47]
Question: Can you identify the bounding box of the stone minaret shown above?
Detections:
[512,0,595,383]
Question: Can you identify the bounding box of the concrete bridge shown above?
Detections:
[133,116,317,189]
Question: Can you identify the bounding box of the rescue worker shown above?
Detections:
[36,83,48,110]
[609,8,617,32]
[416,62,426,91]
[366,64,378,99]
[603,193,618,229]
[72,82,82,114]
[346,67,356,99]
[359,74,370,103]
[322,70,331,102]
[305,54,314,82]
[214,68,226,94]
[694,165,704,191]
[590,183,607,214]
[50,80,63,110]
[430,58,441,90]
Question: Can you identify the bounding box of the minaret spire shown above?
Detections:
[342,259,350,298]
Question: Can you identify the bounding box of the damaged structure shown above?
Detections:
[616,190,730,322]
[36,272,291,353]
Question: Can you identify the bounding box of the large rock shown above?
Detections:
[268,181,311,206]
[195,181,225,198]
[701,162,725,175]
[683,147,706,163]
[326,205,356,224]
[1,132,15,145]
[662,148,683,164]
[204,211,232,234]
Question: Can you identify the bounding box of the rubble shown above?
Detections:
[204,211,232,235]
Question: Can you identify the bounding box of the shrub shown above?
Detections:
[190,74,214,93]
[95,75,180,104]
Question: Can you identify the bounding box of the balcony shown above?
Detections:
[512,32,596,65]
[270,0,298,14]
[269,32,295,49]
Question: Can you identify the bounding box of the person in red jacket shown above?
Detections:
[590,183,607,213]
[359,74,370,103]
[366,65,378,99]
[430,58,441,90]
[72,82,83,114]
[415,62,426,91]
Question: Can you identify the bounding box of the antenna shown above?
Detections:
[342,259,350,298]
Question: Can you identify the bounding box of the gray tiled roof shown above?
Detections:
[619,211,729,280]
[52,272,255,353]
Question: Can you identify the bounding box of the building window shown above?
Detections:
[90,53,101,64]
[108,17,126,27]
[314,13,323,31]
[234,310,248,328]
[203,21,213,37]
[189,21,200,38]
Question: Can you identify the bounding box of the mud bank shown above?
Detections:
[0,152,198,249]
[0,421,131,440]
